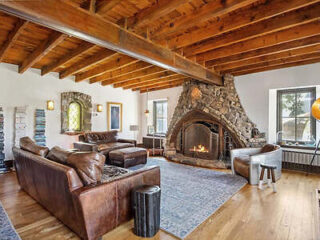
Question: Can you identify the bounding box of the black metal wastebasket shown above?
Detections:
[132,185,161,237]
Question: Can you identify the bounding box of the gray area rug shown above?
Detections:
[0,201,21,240]
[132,158,247,239]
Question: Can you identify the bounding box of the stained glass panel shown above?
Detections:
[68,102,81,131]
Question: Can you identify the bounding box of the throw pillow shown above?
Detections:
[66,152,106,185]
[47,146,72,164]
[20,137,49,157]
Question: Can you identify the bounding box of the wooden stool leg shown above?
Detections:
[267,169,271,188]
[259,167,265,190]
[271,169,277,193]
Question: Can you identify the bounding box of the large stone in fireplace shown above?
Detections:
[165,74,266,163]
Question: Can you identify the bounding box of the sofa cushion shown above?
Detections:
[97,142,134,153]
[234,156,250,179]
[261,144,279,153]
[20,137,49,157]
[47,146,72,164]
[84,131,118,144]
[66,152,106,186]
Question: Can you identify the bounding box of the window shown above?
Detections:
[277,87,316,146]
[153,100,168,134]
[68,102,82,132]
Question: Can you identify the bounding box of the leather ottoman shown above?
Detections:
[109,147,147,168]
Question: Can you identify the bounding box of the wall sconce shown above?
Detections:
[144,109,150,117]
[97,104,103,112]
[47,100,54,111]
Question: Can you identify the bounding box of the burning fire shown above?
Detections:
[190,145,209,153]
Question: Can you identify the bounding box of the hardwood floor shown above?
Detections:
[0,165,319,240]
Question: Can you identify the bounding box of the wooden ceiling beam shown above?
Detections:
[59,49,115,79]
[103,70,175,87]
[0,19,28,62]
[197,21,320,62]
[131,76,188,91]
[96,0,121,14]
[101,66,167,86]
[227,52,320,74]
[233,57,320,76]
[123,74,182,89]
[0,0,222,85]
[152,0,258,40]
[183,4,320,57]
[19,32,67,73]
[125,0,189,30]
[41,41,95,75]
[216,44,320,73]
[75,54,136,82]
[139,79,185,93]
[117,72,180,89]
[88,60,149,83]
[206,35,320,68]
[166,0,320,49]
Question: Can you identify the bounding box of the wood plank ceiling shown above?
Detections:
[0,0,319,93]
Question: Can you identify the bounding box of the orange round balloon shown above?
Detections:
[312,98,320,120]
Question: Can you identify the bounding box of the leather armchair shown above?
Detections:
[231,144,282,185]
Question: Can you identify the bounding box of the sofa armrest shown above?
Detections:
[71,166,160,240]
[73,142,98,152]
[230,147,261,174]
[118,138,137,147]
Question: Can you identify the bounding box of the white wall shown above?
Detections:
[0,63,140,160]
[139,86,182,139]
[235,63,320,142]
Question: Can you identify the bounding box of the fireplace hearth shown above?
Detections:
[165,74,266,166]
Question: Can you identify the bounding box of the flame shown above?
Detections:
[190,144,209,153]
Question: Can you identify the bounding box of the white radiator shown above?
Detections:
[282,150,320,166]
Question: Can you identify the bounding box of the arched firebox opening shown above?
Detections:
[168,109,244,161]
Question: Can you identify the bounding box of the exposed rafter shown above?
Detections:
[0,19,28,62]
[216,44,320,73]
[122,74,182,89]
[125,0,189,30]
[152,0,258,40]
[102,70,175,87]
[41,41,95,75]
[206,35,320,67]
[89,0,96,13]
[197,21,320,62]
[233,57,320,76]
[166,0,320,49]
[76,54,137,82]
[139,79,185,93]
[131,77,188,91]
[88,60,150,84]
[229,52,320,74]
[183,4,320,57]
[101,66,167,86]
[96,0,121,14]
[59,49,115,79]
[0,0,222,85]
[19,32,67,73]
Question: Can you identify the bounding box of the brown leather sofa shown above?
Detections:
[74,131,136,163]
[13,137,160,240]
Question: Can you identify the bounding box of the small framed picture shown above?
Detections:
[107,102,122,132]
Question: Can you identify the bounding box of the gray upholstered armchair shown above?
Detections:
[231,144,282,185]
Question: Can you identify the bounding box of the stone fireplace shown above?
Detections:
[165,74,265,168]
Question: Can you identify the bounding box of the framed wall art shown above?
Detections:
[107,102,122,132]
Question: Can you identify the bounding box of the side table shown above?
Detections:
[132,185,161,237]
